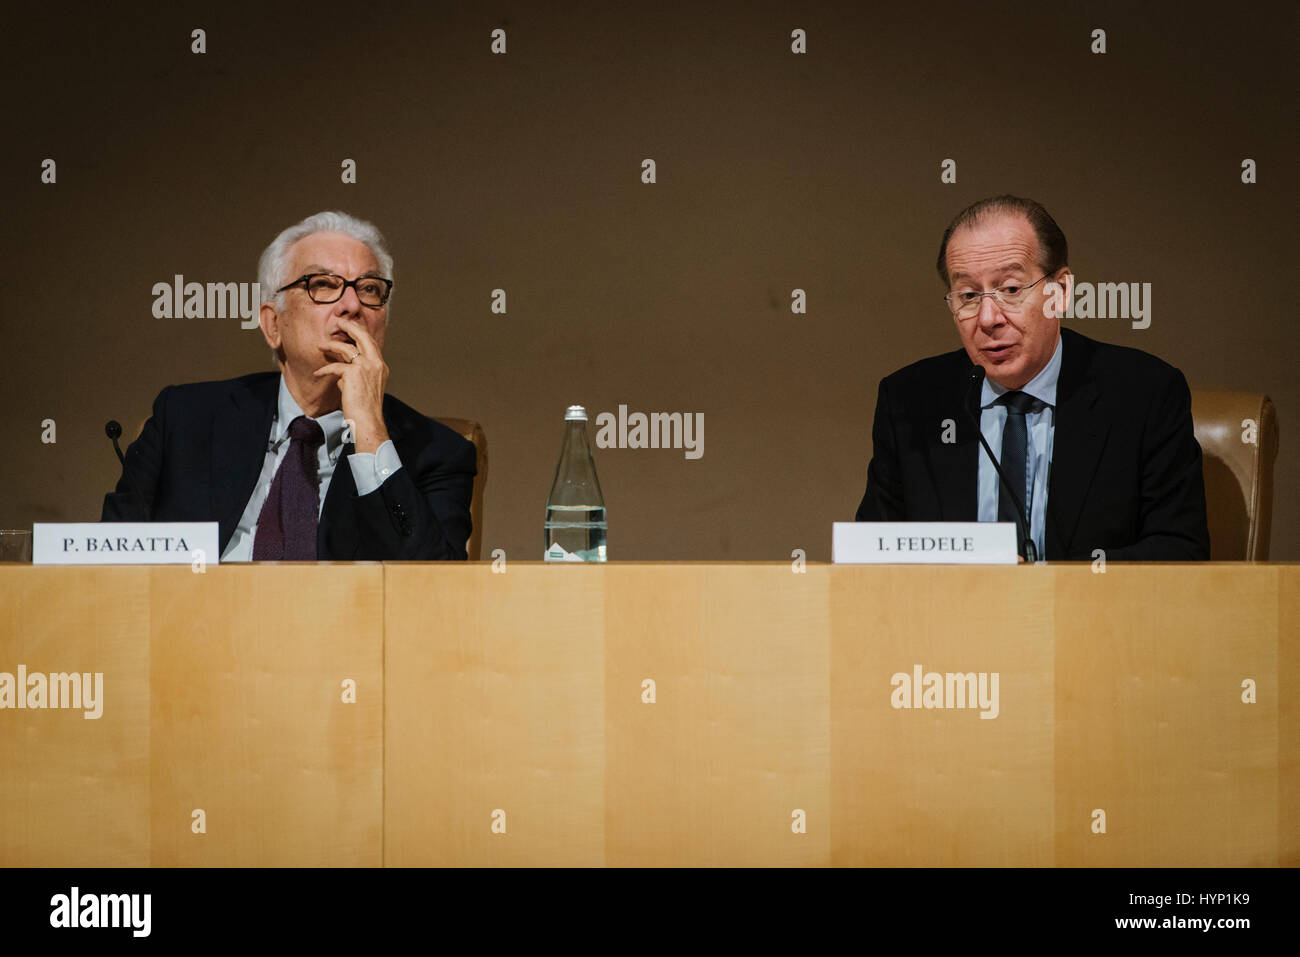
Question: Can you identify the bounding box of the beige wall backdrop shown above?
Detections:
[4,1,1296,561]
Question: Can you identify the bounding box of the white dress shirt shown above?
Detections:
[221,375,404,561]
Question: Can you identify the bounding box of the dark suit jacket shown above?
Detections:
[101,372,476,560]
[855,327,1210,561]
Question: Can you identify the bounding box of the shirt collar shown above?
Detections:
[981,333,1063,410]
[271,374,347,455]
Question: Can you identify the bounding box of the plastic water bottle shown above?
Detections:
[544,406,607,561]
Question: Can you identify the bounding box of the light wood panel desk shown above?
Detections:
[2,563,1295,866]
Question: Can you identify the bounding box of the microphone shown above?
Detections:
[963,367,1038,562]
[105,420,150,520]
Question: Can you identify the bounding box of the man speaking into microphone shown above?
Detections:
[854,195,1209,561]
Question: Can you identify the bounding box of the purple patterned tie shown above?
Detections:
[252,415,326,560]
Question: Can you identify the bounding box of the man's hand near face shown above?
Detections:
[315,315,391,453]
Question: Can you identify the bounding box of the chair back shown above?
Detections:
[1190,390,1278,560]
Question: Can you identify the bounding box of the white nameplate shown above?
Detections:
[33,523,220,565]
[833,522,1018,564]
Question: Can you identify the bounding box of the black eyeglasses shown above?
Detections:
[277,273,393,307]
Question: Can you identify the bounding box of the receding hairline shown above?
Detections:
[946,209,1037,248]
[944,215,1042,283]
[936,195,1069,285]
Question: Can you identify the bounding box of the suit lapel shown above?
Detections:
[318,396,410,559]
[928,365,981,521]
[212,375,278,553]
[319,437,359,559]
[1047,332,1108,557]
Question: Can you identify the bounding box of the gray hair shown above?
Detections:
[257,211,394,366]
[258,210,394,312]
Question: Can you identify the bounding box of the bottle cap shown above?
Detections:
[565,405,587,421]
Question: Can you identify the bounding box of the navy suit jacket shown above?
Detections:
[855,327,1210,561]
[101,372,476,560]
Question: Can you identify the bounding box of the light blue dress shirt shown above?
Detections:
[221,375,404,561]
[977,334,1062,559]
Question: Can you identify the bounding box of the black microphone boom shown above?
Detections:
[963,368,1038,562]
[105,420,150,521]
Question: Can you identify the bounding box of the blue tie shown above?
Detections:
[997,391,1036,550]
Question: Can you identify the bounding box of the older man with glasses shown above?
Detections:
[102,210,477,561]
[855,195,1209,561]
